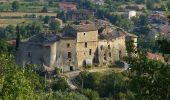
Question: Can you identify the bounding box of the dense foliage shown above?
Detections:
[0,40,90,100]
[0,21,43,40]
[76,71,134,99]
[126,51,170,99]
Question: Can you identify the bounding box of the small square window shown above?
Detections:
[28,52,31,57]
[104,54,107,60]
[85,42,87,48]
[109,52,111,57]
[84,33,86,35]
[100,46,103,50]
[104,56,107,60]
[68,52,71,58]
[67,43,70,48]
[108,45,111,49]
[89,49,92,55]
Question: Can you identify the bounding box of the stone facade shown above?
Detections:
[125,10,137,19]
[16,23,137,72]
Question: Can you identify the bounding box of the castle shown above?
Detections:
[16,21,137,72]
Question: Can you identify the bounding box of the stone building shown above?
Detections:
[16,22,137,72]
[58,2,77,12]
[59,10,94,21]
[124,10,137,19]
[89,0,105,5]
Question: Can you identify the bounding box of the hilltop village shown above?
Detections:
[16,20,137,72]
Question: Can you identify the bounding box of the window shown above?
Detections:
[28,52,31,57]
[104,54,107,60]
[119,50,122,59]
[89,49,92,55]
[109,52,111,57]
[70,66,73,71]
[85,42,87,48]
[104,57,107,60]
[68,52,71,58]
[108,45,111,49]
[84,33,86,35]
[100,46,103,50]
[67,43,70,48]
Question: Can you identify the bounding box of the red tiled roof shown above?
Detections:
[159,25,170,35]
[6,40,16,45]
[147,52,165,62]
[59,2,77,9]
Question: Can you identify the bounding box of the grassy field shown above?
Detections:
[0,18,37,27]
[0,1,58,12]
[0,12,57,17]
[0,12,57,27]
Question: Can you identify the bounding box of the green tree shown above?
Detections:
[79,89,100,100]
[157,38,170,54]
[28,21,43,35]
[167,1,170,10]
[52,77,69,91]
[44,16,50,24]
[76,71,133,99]
[100,72,129,98]
[42,6,48,12]
[0,53,43,99]
[4,25,16,39]
[45,91,89,100]
[146,0,154,10]
[49,21,61,30]
[0,40,15,54]
[125,42,170,100]
[12,1,20,12]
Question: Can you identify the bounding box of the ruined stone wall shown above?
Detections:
[76,31,98,42]
[97,36,127,66]
[56,39,77,72]
[113,36,127,56]
[76,41,98,67]
[76,30,98,67]
[16,42,57,71]
[98,40,119,66]
[126,36,137,49]
[46,42,57,67]
[126,36,138,56]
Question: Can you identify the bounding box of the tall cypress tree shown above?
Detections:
[16,25,20,50]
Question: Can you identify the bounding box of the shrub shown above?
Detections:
[55,67,62,75]
[52,77,69,91]
[84,65,92,69]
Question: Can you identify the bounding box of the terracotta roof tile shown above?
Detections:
[59,2,77,9]
[6,40,16,45]
[147,52,165,62]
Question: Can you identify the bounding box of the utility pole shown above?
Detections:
[81,78,83,88]
[23,61,25,73]
[16,25,20,51]
[45,72,47,89]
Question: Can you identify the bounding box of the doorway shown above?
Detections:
[70,66,73,71]
[119,50,122,60]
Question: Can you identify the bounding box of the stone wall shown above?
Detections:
[76,41,98,67]
[98,40,116,66]
[16,29,135,72]
[16,42,57,71]
[76,31,98,42]
[76,30,98,67]
[56,39,77,72]
[97,36,127,66]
